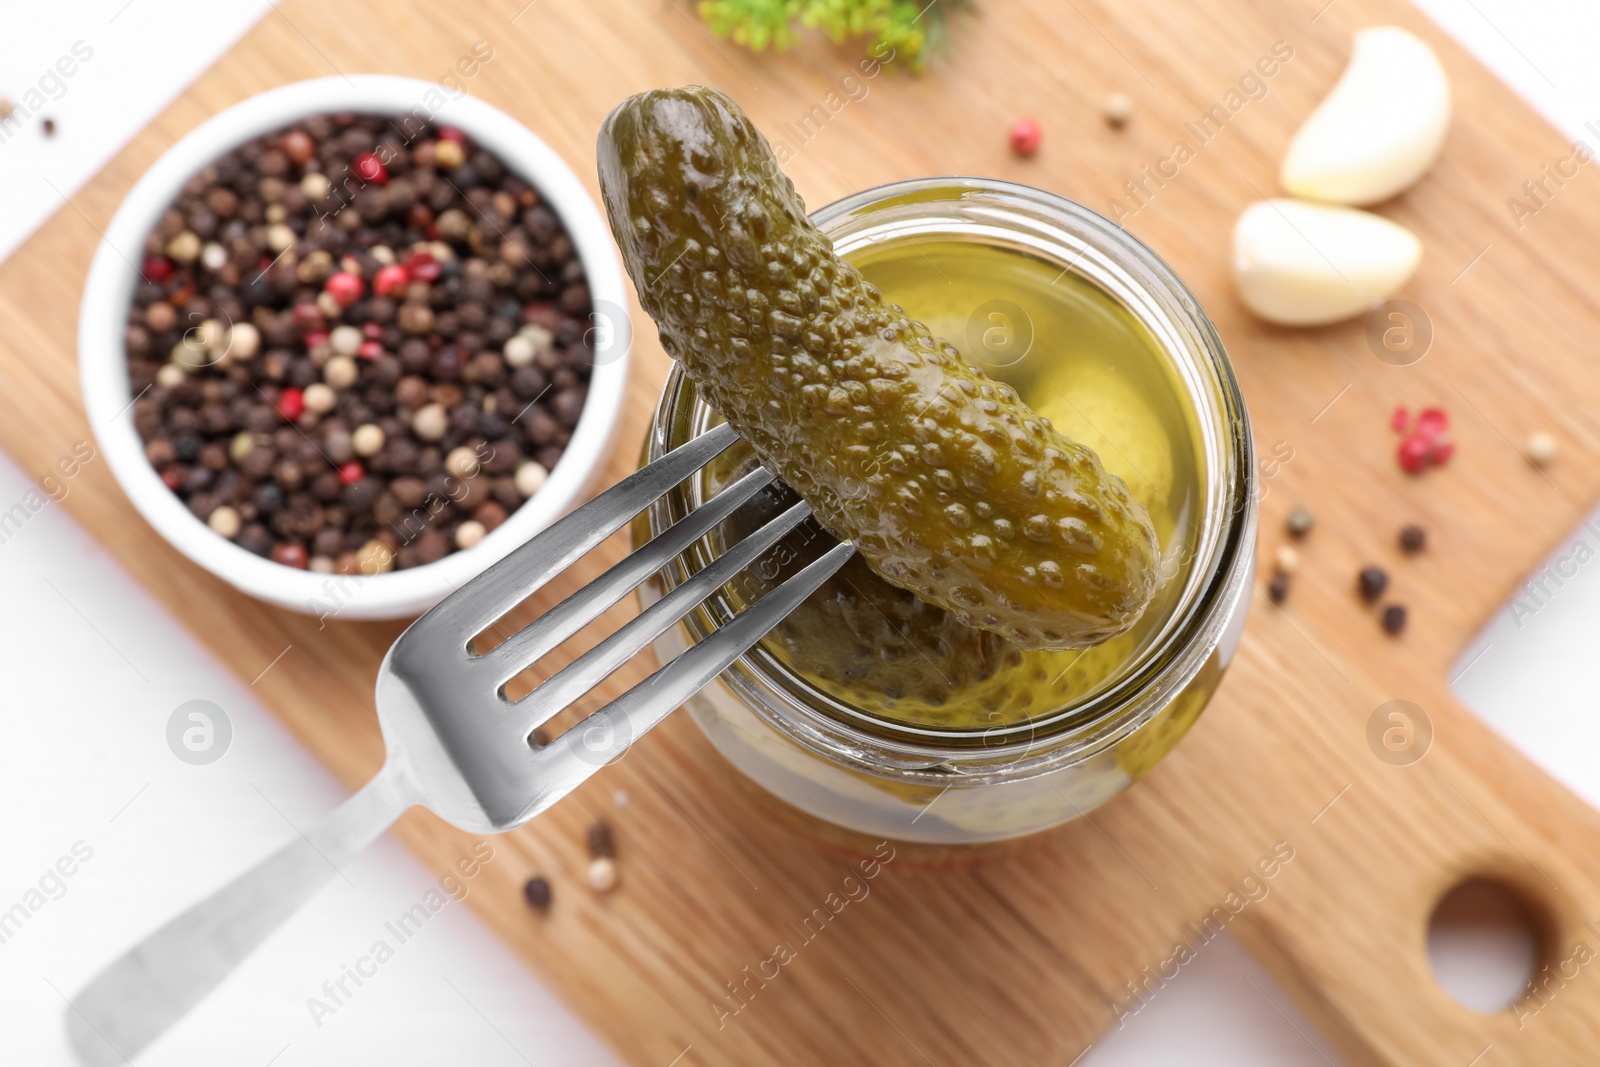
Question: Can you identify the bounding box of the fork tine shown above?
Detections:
[484,463,773,683]
[513,497,815,731]
[426,421,740,638]
[520,540,856,817]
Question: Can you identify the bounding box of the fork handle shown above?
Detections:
[66,763,416,1065]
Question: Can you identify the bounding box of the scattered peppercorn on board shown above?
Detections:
[7,1,1600,1063]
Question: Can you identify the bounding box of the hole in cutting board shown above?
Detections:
[1427,877,1541,1012]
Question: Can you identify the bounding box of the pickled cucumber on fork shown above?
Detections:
[597,86,1160,650]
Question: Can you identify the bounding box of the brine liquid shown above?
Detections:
[706,236,1206,730]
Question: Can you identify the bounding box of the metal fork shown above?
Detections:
[66,420,855,1065]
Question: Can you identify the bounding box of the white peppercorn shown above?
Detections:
[166,230,201,263]
[196,319,226,352]
[352,423,386,457]
[519,324,554,349]
[515,460,548,497]
[413,402,448,441]
[302,382,336,414]
[173,339,207,369]
[266,224,296,252]
[1528,432,1558,468]
[1104,91,1134,129]
[586,857,618,893]
[503,335,535,366]
[227,322,261,360]
[323,355,358,389]
[358,540,395,574]
[300,172,330,201]
[455,520,486,550]
[445,446,480,478]
[329,325,362,356]
[207,505,242,539]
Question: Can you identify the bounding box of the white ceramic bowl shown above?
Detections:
[79,75,630,619]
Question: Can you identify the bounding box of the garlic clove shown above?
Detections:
[1232,199,1422,326]
[1280,26,1451,206]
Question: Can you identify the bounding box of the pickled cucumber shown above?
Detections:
[599,86,1161,649]
[701,236,1199,730]
[708,452,1023,713]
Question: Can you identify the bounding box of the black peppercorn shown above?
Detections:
[238,523,273,556]
[586,819,616,859]
[1399,525,1426,554]
[311,470,344,503]
[1358,566,1388,602]
[430,347,463,381]
[523,876,552,912]
[314,527,345,557]
[1382,604,1407,635]
[511,366,547,401]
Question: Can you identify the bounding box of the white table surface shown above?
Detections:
[0,1,1593,1063]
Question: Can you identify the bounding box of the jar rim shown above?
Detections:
[645,177,1257,771]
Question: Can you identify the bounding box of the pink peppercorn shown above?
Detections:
[404,250,441,282]
[276,387,305,421]
[1398,435,1430,474]
[357,340,385,360]
[338,461,365,485]
[373,264,410,297]
[437,126,465,143]
[291,303,325,333]
[352,152,388,185]
[1009,117,1042,158]
[1416,407,1449,439]
[143,256,174,283]
[324,270,364,307]
[1392,404,1454,474]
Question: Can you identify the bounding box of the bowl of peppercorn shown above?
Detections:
[79,76,630,618]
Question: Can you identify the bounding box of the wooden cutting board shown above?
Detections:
[8,0,1600,1062]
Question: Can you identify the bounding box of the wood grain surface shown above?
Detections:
[6,0,1600,1062]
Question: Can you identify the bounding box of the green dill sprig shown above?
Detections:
[696,0,967,70]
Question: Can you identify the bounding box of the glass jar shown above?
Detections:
[638,178,1256,846]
